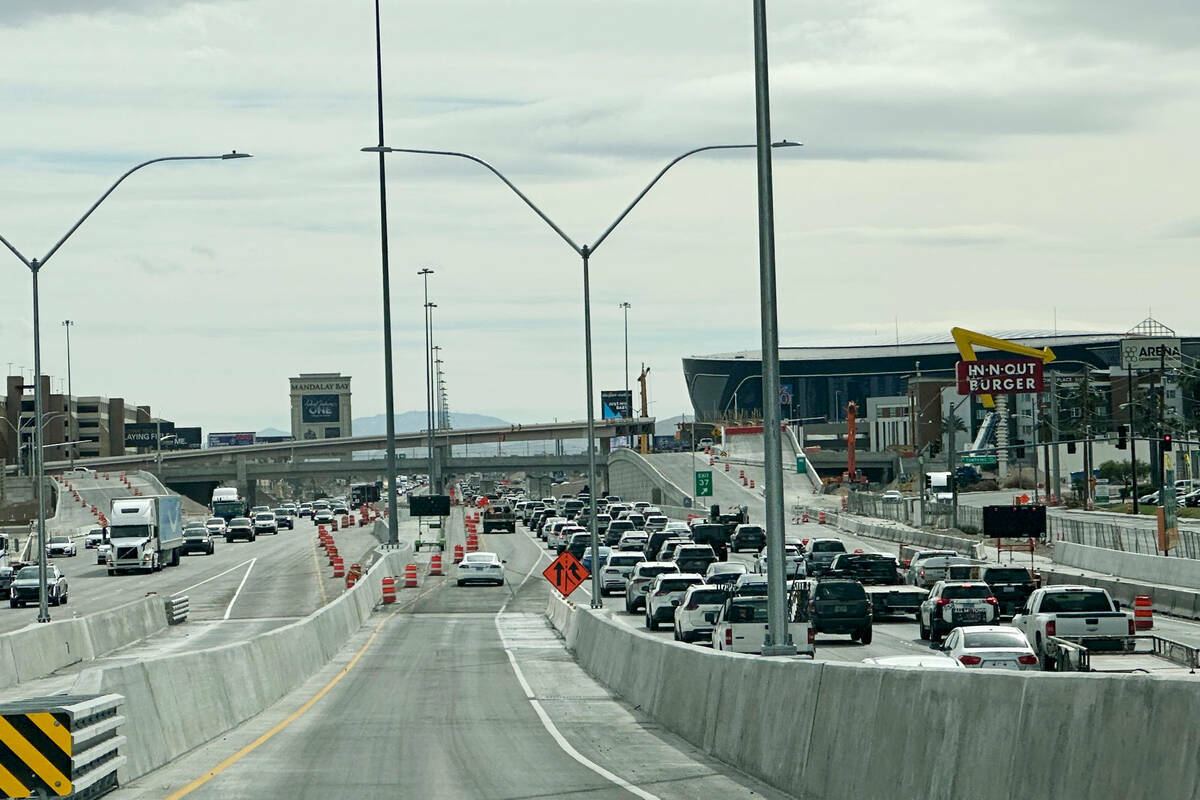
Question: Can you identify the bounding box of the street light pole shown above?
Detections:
[428,310,440,491]
[62,320,74,469]
[419,269,436,493]
[370,0,400,546]
[750,0,793,656]
[0,150,250,623]
[619,302,631,395]
[363,140,800,609]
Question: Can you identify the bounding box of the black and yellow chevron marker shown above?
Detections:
[0,711,73,798]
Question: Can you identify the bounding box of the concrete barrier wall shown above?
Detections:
[0,594,166,691]
[1040,566,1200,620]
[826,509,989,559]
[71,550,405,781]
[1055,541,1200,591]
[547,594,1200,799]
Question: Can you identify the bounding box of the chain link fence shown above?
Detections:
[1047,515,1200,560]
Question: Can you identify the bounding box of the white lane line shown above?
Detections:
[222,558,257,620]
[171,558,256,597]
[494,530,659,800]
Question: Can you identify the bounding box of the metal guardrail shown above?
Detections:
[0,693,126,799]
[164,595,189,626]
[1047,635,1199,673]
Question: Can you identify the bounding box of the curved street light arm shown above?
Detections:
[591,143,753,254]
[39,155,238,267]
[590,141,799,254]
[0,231,31,267]
[368,147,581,254]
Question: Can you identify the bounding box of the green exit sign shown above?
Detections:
[961,455,997,465]
[695,470,713,497]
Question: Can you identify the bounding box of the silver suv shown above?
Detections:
[623,562,680,614]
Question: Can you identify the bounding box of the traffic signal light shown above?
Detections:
[1163,433,1173,453]
[925,473,933,489]
[1014,439,1026,459]
[1067,441,1077,454]
[1116,425,1127,450]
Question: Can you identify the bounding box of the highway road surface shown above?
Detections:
[2,473,384,637]
[115,517,792,800]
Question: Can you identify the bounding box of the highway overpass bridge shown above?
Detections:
[161,452,604,506]
[9,417,652,503]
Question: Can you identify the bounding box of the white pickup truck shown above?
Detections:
[709,589,815,657]
[1011,586,1134,671]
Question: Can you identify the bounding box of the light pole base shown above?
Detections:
[761,644,797,657]
[590,599,603,609]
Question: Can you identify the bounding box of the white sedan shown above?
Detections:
[938,625,1039,670]
[456,552,505,586]
[47,536,77,558]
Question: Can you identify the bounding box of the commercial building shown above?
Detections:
[3,375,149,471]
[682,322,1200,469]
[289,373,352,441]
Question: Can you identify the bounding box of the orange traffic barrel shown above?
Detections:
[724,463,730,472]
[802,513,809,523]
[741,477,747,486]
[429,554,443,576]
[318,525,327,535]
[382,576,397,603]
[453,545,464,563]
[1134,595,1153,630]
[749,479,755,489]
[818,511,827,524]
[327,546,339,564]
[332,557,345,578]
[403,563,418,588]
[331,518,339,531]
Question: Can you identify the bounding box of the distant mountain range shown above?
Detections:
[351,411,510,436]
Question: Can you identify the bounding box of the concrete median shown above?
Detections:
[548,593,1200,799]
[69,549,406,782]
[830,509,988,559]
[1055,541,1200,591]
[0,594,166,691]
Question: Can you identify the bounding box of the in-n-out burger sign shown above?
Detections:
[956,359,1044,396]
[293,381,350,392]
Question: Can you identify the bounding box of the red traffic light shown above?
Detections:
[1163,434,1173,452]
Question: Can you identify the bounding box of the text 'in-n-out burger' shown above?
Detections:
[955,358,1044,396]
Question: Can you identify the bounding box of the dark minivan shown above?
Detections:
[808,579,872,644]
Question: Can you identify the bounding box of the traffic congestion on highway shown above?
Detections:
[0,471,415,630]
[465,485,1200,674]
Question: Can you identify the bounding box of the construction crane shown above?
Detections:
[637,364,651,453]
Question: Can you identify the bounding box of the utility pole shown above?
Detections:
[619,302,631,394]
[1159,348,1167,491]
[1082,369,1091,508]
[1128,365,1139,513]
[1050,377,1061,501]
[62,320,74,468]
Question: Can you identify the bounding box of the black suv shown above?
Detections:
[808,579,872,644]
[691,523,731,560]
[730,524,766,553]
[981,565,1037,617]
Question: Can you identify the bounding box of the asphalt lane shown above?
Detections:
[2,476,383,636]
[118,511,792,800]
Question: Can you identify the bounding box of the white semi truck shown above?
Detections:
[106,495,184,574]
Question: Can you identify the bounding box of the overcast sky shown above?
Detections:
[1,1,1197,432]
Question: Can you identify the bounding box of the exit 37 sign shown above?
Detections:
[956,358,1043,396]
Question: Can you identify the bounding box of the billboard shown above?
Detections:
[410,494,451,517]
[301,393,341,423]
[1121,337,1182,370]
[956,358,1043,396]
[982,505,1047,538]
[163,426,201,450]
[601,390,633,420]
[124,422,168,448]
[207,432,256,448]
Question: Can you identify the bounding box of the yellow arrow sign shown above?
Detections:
[951,327,1056,408]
